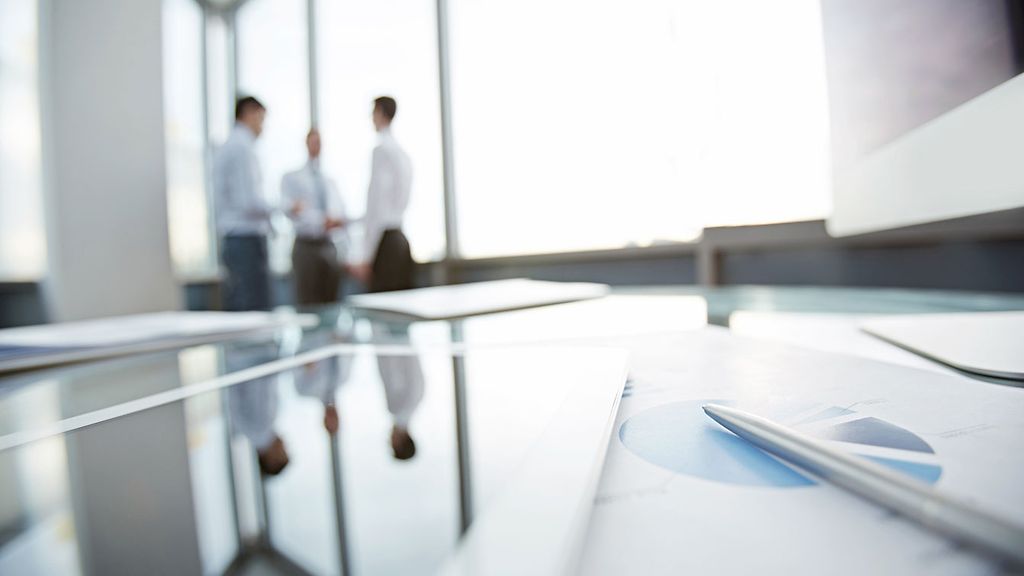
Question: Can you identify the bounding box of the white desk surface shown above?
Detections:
[727,311,953,375]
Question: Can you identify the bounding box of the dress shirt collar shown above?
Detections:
[232,122,257,145]
[307,157,321,172]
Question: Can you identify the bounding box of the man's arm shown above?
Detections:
[280,173,304,220]
[241,150,271,221]
[212,148,238,218]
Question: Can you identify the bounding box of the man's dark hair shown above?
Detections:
[258,450,288,476]
[391,429,416,461]
[374,96,397,122]
[257,437,289,477]
[235,96,266,120]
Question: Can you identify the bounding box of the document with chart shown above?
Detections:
[579,329,1024,575]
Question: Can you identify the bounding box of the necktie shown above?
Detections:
[312,167,328,215]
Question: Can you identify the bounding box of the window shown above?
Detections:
[236,0,311,274]
[163,0,214,278]
[315,0,446,263]
[175,0,831,275]
[206,13,232,150]
[0,0,46,280]
[448,0,832,258]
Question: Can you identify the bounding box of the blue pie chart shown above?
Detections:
[619,400,942,488]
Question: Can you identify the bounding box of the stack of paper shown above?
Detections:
[862,311,1024,380]
[577,328,1024,575]
[0,311,315,373]
[348,279,609,320]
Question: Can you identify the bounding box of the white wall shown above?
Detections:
[41,0,180,322]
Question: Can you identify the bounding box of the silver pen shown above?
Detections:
[702,403,1024,567]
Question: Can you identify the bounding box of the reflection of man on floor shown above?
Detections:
[373,322,425,460]
[227,329,354,478]
[228,372,289,477]
[295,351,353,434]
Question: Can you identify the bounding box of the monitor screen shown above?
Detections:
[822,0,1024,236]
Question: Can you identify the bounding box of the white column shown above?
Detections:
[40,0,180,322]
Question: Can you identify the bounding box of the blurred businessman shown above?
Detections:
[213,96,272,311]
[282,128,348,306]
[352,96,414,293]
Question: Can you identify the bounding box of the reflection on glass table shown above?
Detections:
[0,295,705,447]
[0,342,625,575]
[4,287,1024,455]
[1,287,1023,575]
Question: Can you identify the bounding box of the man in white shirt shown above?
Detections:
[213,96,273,311]
[353,96,414,293]
[281,129,347,305]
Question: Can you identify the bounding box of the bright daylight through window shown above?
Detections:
[236,0,312,274]
[0,0,46,280]
[316,0,446,263]
[449,0,832,258]
[162,0,833,267]
[163,0,214,278]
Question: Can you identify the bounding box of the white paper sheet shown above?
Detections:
[579,329,1024,576]
[862,311,1024,380]
[347,279,610,320]
[0,311,316,373]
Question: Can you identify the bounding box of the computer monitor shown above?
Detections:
[821,0,1024,236]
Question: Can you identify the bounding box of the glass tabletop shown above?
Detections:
[3,286,1024,451]
[2,286,1024,575]
[0,343,627,576]
[622,285,1024,323]
[0,294,708,446]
